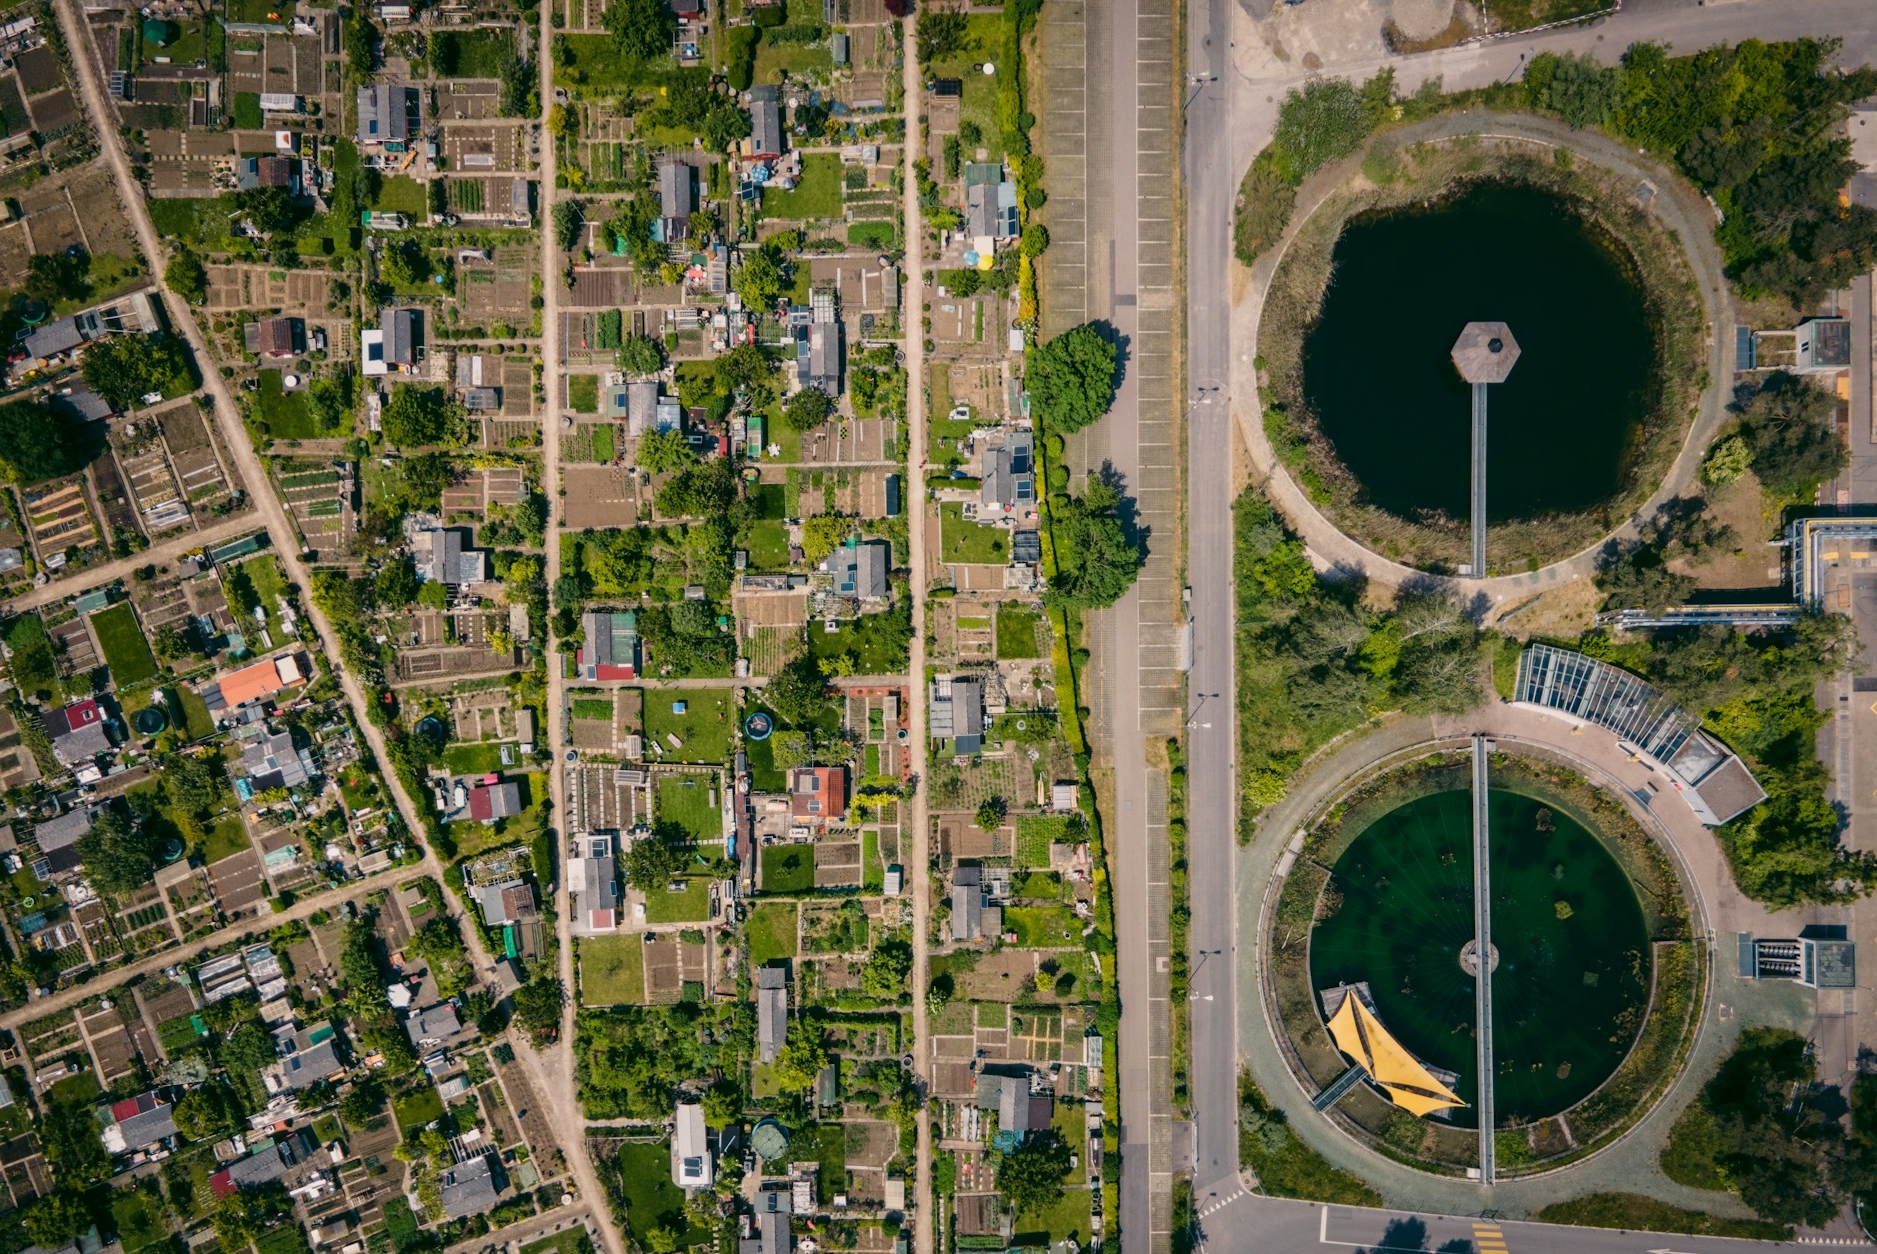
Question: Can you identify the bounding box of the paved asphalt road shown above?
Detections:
[1197,1195,1856,1254]
[1181,0,1242,1214]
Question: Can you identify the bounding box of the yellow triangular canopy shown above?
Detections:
[1325,994,1466,1117]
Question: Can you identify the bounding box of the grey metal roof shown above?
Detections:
[34,807,92,853]
[356,84,413,145]
[757,966,787,1062]
[1513,644,1766,824]
[406,1004,463,1048]
[279,1038,343,1089]
[440,1152,504,1219]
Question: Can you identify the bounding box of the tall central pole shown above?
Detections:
[1471,382,1489,578]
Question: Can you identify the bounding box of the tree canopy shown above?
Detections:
[1737,371,1847,497]
[75,803,157,896]
[783,386,835,433]
[1028,324,1118,435]
[766,654,835,728]
[636,429,696,475]
[734,245,788,311]
[166,247,209,305]
[0,399,92,485]
[81,333,194,411]
[603,0,675,60]
[617,333,665,378]
[381,385,466,448]
[995,1133,1074,1215]
[1046,475,1143,611]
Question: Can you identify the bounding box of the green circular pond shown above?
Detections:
[1309,788,1651,1129]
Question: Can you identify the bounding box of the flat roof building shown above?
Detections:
[1513,644,1767,825]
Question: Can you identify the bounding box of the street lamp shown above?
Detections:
[1186,693,1219,729]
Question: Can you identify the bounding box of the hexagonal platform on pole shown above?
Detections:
[1451,322,1521,384]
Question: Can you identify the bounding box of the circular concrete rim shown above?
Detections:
[1255,734,1712,1185]
[1241,120,1729,600]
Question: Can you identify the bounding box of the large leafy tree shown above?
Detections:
[1738,371,1847,497]
[773,1033,829,1096]
[767,654,834,728]
[636,429,696,475]
[513,976,565,1035]
[734,246,787,312]
[381,385,465,448]
[0,399,91,484]
[994,1132,1074,1215]
[76,803,158,896]
[166,247,209,305]
[617,333,665,378]
[24,249,92,305]
[622,822,687,892]
[783,387,834,433]
[1046,475,1143,610]
[603,0,675,59]
[1029,324,1118,435]
[81,333,193,411]
[859,939,912,1000]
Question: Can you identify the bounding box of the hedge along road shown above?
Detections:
[1231,111,1736,613]
[1233,698,1823,1218]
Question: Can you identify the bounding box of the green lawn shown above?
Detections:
[519,1230,595,1254]
[614,1141,708,1247]
[862,830,883,892]
[231,91,263,130]
[642,688,736,764]
[806,611,909,675]
[50,1071,100,1104]
[761,152,845,222]
[393,1085,445,1132]
[746,519,791,570]
[1005,906,1080,948]
[939,502,1009,564]
[750,483,787,520]
[996,604,1043,658]
[579,935,646,1006]
[235,555,287,615]
[111,1191,168,1254]
[200,815,251,864]
[177,687,214,739]
[444,741,519,775]
[753,38,832,83]
[554,36,696,93]
[374,175,428,216]
[256,369,326,440]
[761,844,815,895]
[149,195,241,250]
[643,876,711,924]
[790,1123,847,1199]
[428,27,515,77]
[746,901,797,964]
[656,773,722,844]
[568,374,599,413]
[1016,1187,1093,1246]
[1015,815,1077,869]
[91,602,158,686]
[848,221,897,249]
